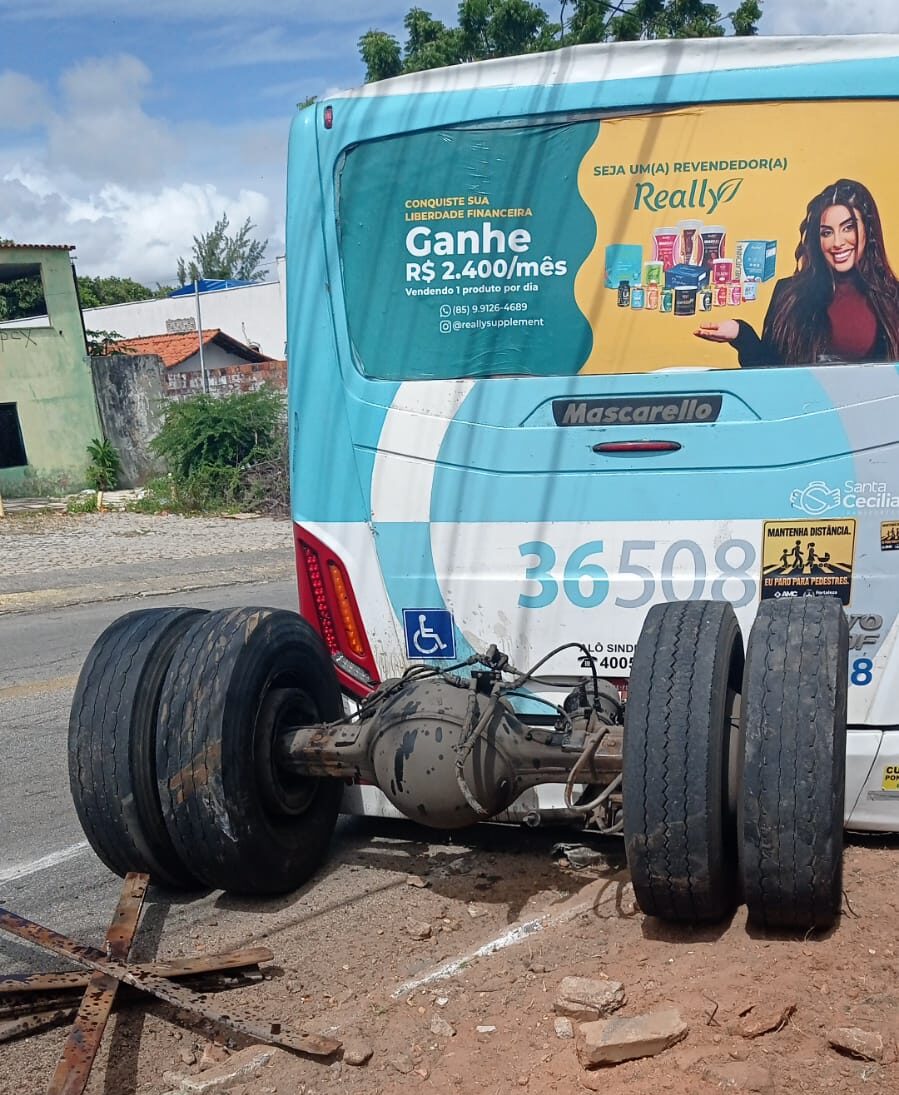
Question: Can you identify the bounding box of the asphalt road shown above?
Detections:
[0,579,301,970]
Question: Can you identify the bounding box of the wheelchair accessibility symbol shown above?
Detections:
[403,609,456,660]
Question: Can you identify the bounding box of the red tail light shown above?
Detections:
[294,524,379,697]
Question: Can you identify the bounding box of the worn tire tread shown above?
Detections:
[623,600,743,923]
[156,607,344,895]
[739,598,847,931]
[67,607,206,887]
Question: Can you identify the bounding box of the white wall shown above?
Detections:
[172,343,267,373]
[2,256,287,359]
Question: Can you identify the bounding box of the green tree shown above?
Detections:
[729,0,762,35]
[176,213,268,286]
[403,7,463,71]
[0,237,45,320]
[572,0,762,41]
[608,0,714,39]
[359,0,763,79]
[361,1,559,80]
[0,272,46,321]
[561,0,618,46]
[76,275,157,309]
[458,0,558,60]
[359,30,403,82]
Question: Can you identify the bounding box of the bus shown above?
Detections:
[70,36,899,930]
[288,35,899,838]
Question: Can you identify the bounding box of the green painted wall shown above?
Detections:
[0,247,101,490]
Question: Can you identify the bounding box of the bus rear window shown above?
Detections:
[337,102,899,381]
[337,122,595,381]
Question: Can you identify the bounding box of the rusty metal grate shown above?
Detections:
[0,872,341,1094]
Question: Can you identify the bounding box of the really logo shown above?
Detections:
[633,176,744,215]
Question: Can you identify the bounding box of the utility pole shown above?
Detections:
[193,280,208,393]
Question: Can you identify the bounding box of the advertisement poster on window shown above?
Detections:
[338,101,899,380]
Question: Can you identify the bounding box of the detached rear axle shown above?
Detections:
[67,600,847,931]
[276,672,624,829]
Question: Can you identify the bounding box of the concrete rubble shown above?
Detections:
[161,1045,274,1093]
[554,1017,575,1040]
[554,976,626,1021]
[576,1006,688,1068]
[430,1016,456,1037]
[826,1026,886,1062]
[736,1001,796,1038]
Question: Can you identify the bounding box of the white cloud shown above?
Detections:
[46,55,181,185]
[0,72,53,130]
[761,1,899,35]
[2,169,276,283]
[1,54,283,284]
[198,25,349,67]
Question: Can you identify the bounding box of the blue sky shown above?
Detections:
[2,0,899,286]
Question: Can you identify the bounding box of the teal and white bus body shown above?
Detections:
[286,36,899,833]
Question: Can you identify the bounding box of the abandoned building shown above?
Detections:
[0,243,103,491]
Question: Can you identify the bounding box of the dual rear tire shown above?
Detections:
[68,607,343,895]
[623,597,847,931]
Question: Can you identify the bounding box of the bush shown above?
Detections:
[67,491,100,514]
[149,389,288,513]
[85,438,122,491]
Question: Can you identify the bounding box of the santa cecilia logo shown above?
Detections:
[790,482,841,516]
[791,480,899,516]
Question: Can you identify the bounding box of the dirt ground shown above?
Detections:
[1,512,896,1092]
[2,821,897,1095]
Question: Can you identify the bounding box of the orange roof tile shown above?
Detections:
[113,329,273,368]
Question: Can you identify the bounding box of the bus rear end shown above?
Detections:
[287,36,899,835]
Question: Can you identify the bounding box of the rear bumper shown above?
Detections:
[845,728,899,832]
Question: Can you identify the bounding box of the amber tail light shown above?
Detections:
[294,523,379,697]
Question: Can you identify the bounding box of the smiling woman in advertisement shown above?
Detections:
[694,178,899,367]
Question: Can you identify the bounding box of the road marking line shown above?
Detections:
[392,917,547,997]
[391,876,628,999]
[0,674,79,702]
[0,842,90,885]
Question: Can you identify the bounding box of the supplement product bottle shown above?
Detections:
[674,287,697,316]
[631,285,645,309]
[617,280,631,307]
[661,288,675,313]
[652,228,679,271]
[677,219,703,265]
[700,225,726,267]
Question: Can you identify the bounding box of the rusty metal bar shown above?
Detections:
[0,905,340,1059]
[0,946,274,997]
[0,1010,76,1043]
[0,992,77,1019]
[47,872,148,1095]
